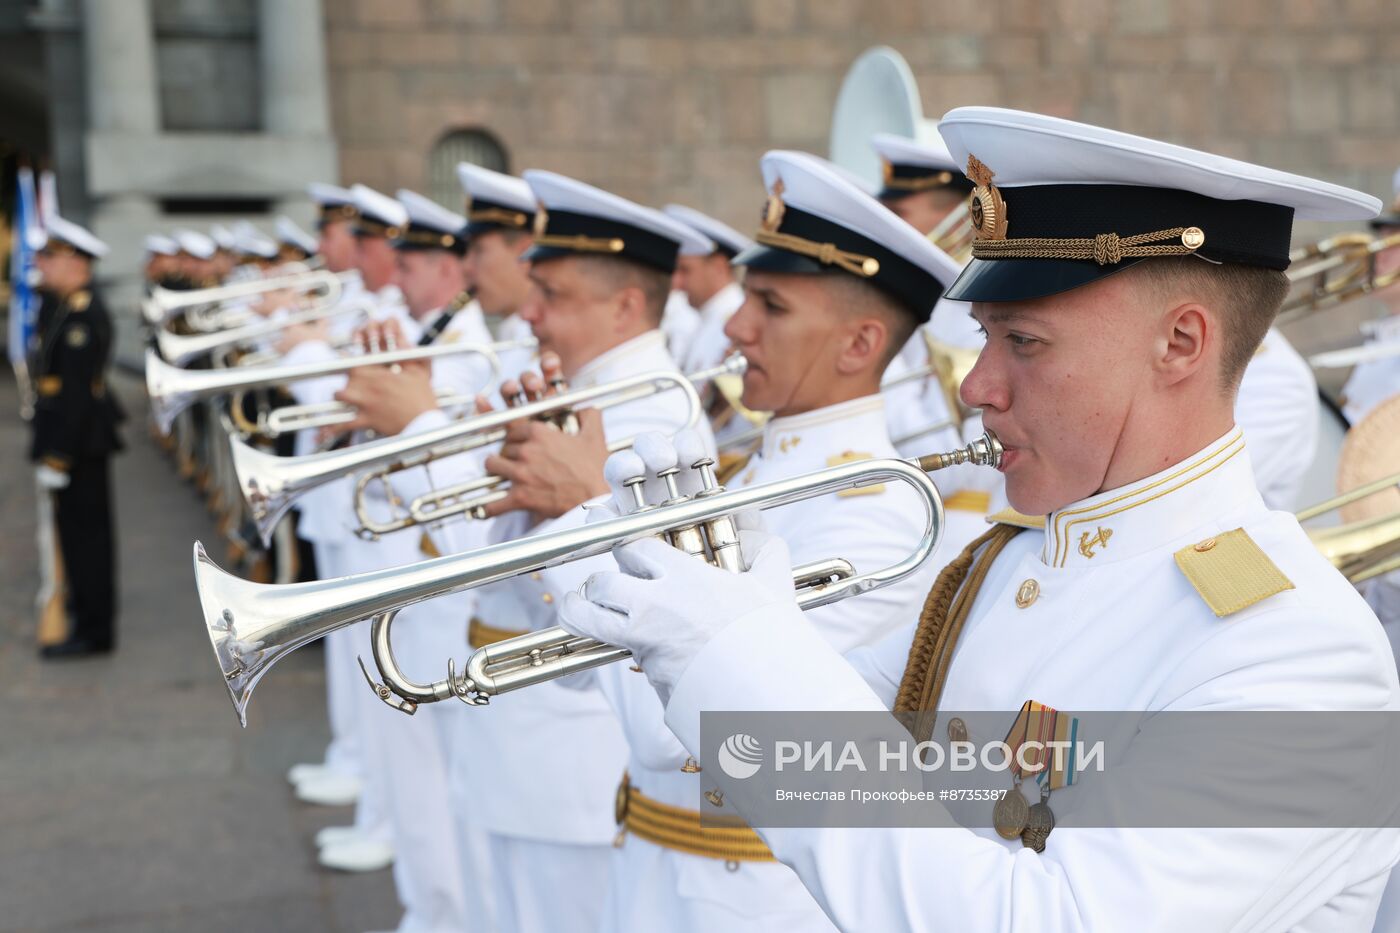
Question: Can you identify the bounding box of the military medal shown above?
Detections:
[993,782,1029,839]
[1022,786,1056,853]
[994,700,1077,852]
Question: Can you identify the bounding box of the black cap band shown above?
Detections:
[735,205,942,322]
[393,222,467,256]
[977,184,1295,270]
[464,197,534,238]
[525,208,681,273]
[879,162,976,201]
[353,216,403,239]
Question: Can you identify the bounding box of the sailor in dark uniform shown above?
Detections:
[29,216,124,659]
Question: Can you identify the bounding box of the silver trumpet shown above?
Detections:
[145,339,506,435]
[195,431,1003,724]
[260,389,480,439]
[231,356,744,545]
[154,297,373,367]
[143,268,352,325]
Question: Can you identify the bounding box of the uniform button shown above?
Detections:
[542,592,554,604]
[947,717,969,743]
[1015,579,1040,609]
[1193,538,1217,552]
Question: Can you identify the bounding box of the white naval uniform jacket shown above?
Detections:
[595,395,940,932]
[663,427,1400,933]
[284,282,417,548]
[1341,315,1400,427]
[678,281,744,376]
[1236,327,1319,511]
[489,310,538,387]
[663,290,701,359]
[461,330,716,845]
[360,299,497,524]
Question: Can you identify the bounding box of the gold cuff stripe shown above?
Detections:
[754,230,881,277]
[468,208,529,228]
[621,782,775,862]
[36,376,62,397]
[533,232,625,254]
[972,227,1204,266]
[468,617,529,649]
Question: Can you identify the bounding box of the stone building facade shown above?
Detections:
[322,0,1400,237]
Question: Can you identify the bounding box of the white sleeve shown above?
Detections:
[661,603,1400,933]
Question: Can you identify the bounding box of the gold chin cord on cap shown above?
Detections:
[753,229,881,277]
[963,151,1205,266]
[971,226,1207,266]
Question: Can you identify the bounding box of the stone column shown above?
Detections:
[80,0,161,367]
[259,0,333,219]
[81,0,159,133]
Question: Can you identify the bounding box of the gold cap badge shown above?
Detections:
[966,154,1008,241]
[533,206,549,238]
[761,179,786,233]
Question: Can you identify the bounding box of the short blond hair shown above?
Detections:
[1126,258,1289,390]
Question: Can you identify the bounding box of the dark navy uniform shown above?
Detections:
[30,285,124,654]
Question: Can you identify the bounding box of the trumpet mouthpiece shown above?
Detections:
[917,431,1003,473]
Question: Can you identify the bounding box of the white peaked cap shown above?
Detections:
[308,181,355,207]
[351,184,409,229]
[275,216,319,254]
[174,229,217,260]
[39,215,110,258]
[144,234,179,257]
[456,163,536,214]
[396,188,466,234]
[522,170,711,271]
[663,204,755,257]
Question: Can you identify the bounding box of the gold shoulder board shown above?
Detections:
[68,290,91,312]
[829,451,884,497]
[1173,528,1294,618]
[986,508,1045,529]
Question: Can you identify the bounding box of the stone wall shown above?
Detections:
[324,0,1400,235]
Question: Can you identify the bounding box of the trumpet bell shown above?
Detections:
[229,435,298,545]
[145,349,195,435]
[195,541,279,726]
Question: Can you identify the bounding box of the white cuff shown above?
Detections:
[663,602,886,754]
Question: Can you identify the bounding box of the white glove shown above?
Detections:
[36,464,70,490]
[558,430,792,705]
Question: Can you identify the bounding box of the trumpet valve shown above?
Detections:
[689,456,743,572]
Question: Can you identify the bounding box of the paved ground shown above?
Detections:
[0,372,398,932]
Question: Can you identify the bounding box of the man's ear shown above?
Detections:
[1158,301,1209,387]
[835,315,890,376]
[614,285,648,332]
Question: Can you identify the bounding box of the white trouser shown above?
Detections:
[361,592,474,933]
[313,540,362,779]
[600,837,838,933]
[360,679,467,932]
[345,617,391,843]
[447,708,497,932]
[487,834,612,933]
